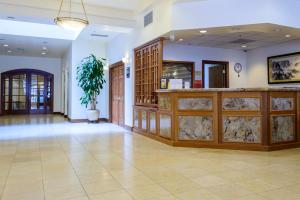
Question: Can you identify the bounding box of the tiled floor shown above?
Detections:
[0,115,300,200]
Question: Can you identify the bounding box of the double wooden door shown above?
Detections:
[110,62,124,126]
[1,69,53,115]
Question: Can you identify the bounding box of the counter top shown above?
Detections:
[156,87,300,93]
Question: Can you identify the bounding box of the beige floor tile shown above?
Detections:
[235,194,267,200]
[126,184,172,200]
[193,175,230,188]
[83,178,123,195]
[116,174,156,189]
[45,183,86,200]
[159,177,202,194]
[90,189,134,200]
[175,188,223,200]
[1,115,300,200]
[206,184,253,199]
[259,188,300,200]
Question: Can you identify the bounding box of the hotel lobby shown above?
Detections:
[0,0,300,199]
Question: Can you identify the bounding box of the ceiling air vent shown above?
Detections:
[144,11,153,27]
[90,34,109,38]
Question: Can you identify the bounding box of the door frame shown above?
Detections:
[1,69,54,115]
[109,61,125,125]
[202,60,229,88]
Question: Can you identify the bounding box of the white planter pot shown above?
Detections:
[87,109,99,122]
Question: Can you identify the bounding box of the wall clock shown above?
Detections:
[234,63,242,77]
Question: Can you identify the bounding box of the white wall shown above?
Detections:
[163,44,248,88]
[0,55,62,112]
[247,40,300,87]
[107,33,135,127]
[68,39,108,120]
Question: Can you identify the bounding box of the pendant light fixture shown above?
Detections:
[55,0,89,32]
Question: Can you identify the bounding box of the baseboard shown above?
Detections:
[68,118,109,123]
[53,112,64,115]
[121,124,133,131]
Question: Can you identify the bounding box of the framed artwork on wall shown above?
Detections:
[268,52,300,84]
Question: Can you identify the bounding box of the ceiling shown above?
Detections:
[72,0,141,10]
[0,34,71,58]
[163,24,300,50]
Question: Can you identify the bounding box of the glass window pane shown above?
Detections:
[12,89,19,95]
[5,103,9,111]
[12,96,19,102]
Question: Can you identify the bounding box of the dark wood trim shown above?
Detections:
[202,60,229,88]
[134,37,164,51]
[162,60,195,87]
[268,52,300,84]
[109,61,125,126]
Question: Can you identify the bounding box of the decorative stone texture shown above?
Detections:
[223,116,261,143]
[158,96,171,110]
[178,116,213,141]
[159,114,171,138]
[134,110,139,128]
[149,112,156,134]
[272,98,294,111]
[141,111,147,130]
[223,98,261,111]
[178,98,212,110]
[272,116,295,143]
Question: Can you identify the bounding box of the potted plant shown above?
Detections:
[76,54,106,122]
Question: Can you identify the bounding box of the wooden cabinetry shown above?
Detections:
[134,38,163,106]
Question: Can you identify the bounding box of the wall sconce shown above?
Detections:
[122,52,130,64]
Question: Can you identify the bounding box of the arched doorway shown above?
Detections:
[1,69,54,114]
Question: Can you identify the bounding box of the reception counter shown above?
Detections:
[133,88,300,151]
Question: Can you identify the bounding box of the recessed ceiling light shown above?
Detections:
[41,52,47,55]
[178,38,183,42]
[241,45,247,48]
[42,46,47,50]
[7,50,12,53]
[285,34,291,38]
[3,44,8,47]
[200,30,207,33]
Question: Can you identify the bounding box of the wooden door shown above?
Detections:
[110,62,124,126]
[202,60,229,88]
[1,69,54,115]
[209,66,226,88]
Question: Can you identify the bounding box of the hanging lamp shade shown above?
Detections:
[54,0,89,32]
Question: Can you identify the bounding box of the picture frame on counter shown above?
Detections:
[268,52,300,84]
[160,78,169,89]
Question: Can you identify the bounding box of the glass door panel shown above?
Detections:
[4,77,9,111]
[11,74,27,112]
[30,74,45,113]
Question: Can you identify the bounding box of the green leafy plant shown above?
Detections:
[76,54,106,109]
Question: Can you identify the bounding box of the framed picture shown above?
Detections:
[160,78,168,89]
[268,52,300,84]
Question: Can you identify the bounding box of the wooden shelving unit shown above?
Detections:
[134,38,163,107]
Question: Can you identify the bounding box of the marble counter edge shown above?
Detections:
[156,88,300,93]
